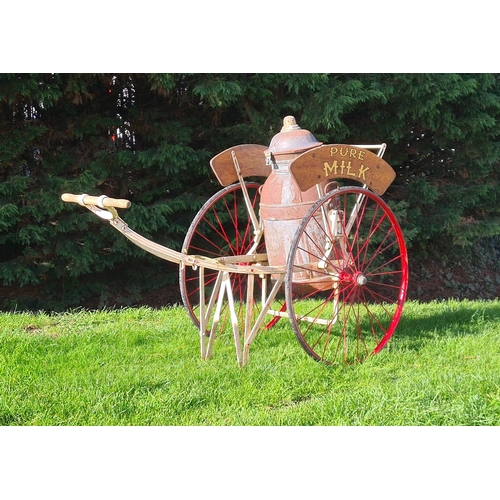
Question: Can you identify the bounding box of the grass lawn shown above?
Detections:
[1,299,499,426]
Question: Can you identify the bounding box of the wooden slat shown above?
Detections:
[290,144,396,195]
[210,144,270,186]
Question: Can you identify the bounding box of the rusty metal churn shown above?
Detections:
[260,116,326,280]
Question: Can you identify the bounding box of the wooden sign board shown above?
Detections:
[210,144,271,186]
[290,145,396,195]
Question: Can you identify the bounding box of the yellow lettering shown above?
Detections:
[358,164,369,180]
[323,161,339,176]
[330,147,366,161]
[324,159,370,180]
[345,162,356,176]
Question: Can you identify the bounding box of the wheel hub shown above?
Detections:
[355,272,368,286]
[338,269,367,286]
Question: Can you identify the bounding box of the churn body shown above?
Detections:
[260,117,328,284]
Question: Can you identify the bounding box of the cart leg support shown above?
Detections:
[196,267,285,367]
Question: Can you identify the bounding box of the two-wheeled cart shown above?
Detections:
[62,116,408,366]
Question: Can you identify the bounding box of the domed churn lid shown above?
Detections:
[264,116,322,159]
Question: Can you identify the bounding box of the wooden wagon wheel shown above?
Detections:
[284,186,409,364]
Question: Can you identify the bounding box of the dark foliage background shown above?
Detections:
[1,73,499,311]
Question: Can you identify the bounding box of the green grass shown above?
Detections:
[1,299,499,425]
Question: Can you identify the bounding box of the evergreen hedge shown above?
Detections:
[1,73,499,310]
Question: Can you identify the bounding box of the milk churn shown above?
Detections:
[260,116,325,275]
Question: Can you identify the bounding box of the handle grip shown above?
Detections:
[61,193,131,209]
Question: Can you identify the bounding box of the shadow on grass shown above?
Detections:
[389,299,500,352]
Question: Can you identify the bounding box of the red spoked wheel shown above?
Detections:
[285,186,408,364]
[179,182,270,334]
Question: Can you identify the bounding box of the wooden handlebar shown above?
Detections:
[61,193,131,209]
